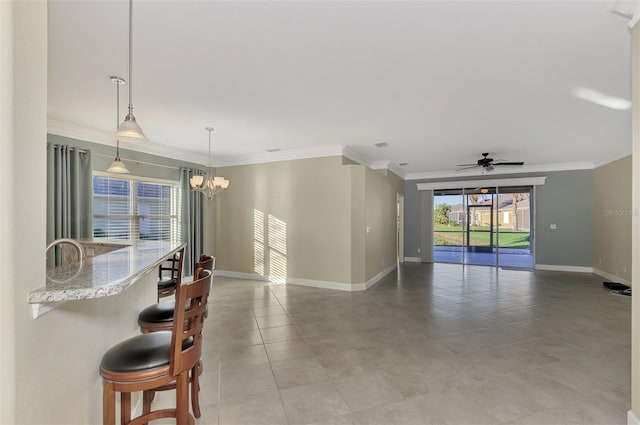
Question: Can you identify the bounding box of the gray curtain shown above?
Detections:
[46,144,93,264]
[180,167,204,276]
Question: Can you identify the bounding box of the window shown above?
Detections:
[93,175,180,242]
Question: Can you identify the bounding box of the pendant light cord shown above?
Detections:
[128,0,133,111]
[208,129,213,167]
[116,80,121,158]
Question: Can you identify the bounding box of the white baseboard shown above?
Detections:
[364,264,397,289]
[215,264,396,292]
[404,257,422,263]
[534,264,593,273]
[628,410,640,425]
[287,277,359,291]
[592,267,632,286]
[213,270,270,281]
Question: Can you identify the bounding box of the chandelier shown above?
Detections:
[190,127,229,200]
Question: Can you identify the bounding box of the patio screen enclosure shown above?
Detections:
[433,186,533,268]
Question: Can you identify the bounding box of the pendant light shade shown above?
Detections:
[116,0,148,143]
[190,127,230,200]
[116,112,148,143]
[107,157,130,174]
[107,76,130,174]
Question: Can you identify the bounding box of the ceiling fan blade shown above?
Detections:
[456,165,480,171]
[493,161,525,166]
[455,163,478,166]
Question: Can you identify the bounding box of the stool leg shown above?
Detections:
[141,390,154,425]
[191,362,201,418]
[121,392,131,424]
[176,371,190,424]
[103,381,116,425]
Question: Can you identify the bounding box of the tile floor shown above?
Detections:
[156,262,631,425]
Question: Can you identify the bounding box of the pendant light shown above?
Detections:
[115,0,149,143]
[190,127,230,200]
[107,76,130,174]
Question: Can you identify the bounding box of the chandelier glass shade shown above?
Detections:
[190,127,229,200]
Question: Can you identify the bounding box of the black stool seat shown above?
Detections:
[157,277,177,289]
[100,331,193,373]
[138,301,175,323]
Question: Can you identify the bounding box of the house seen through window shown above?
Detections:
[93,175,180,242]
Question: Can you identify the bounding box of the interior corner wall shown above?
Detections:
[404,169,594,268]
[592,155,632,283]
[213,156,354,284]
[349,165,366,284]
[364,168,404,281]
[403,180,423,259]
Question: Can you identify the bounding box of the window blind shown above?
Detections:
[93,176,179,242]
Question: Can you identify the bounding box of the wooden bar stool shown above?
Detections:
[137,255,214,418]
[157,250,184,301]
[140,255,214,333]
[100,268,211,425]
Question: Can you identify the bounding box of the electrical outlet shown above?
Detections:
[417,248,421,254]
[550,224,557,230]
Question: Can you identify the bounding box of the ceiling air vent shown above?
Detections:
[374,142,389,148]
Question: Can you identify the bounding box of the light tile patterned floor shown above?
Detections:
[157,262,632,425]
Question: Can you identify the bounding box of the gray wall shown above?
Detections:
[404,169,594,267]
[47,134,203,180]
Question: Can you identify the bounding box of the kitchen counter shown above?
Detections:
[29,239,185,304]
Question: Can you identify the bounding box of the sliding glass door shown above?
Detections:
[432,186,533,268]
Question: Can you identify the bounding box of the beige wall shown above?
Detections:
[2,4,160,424]
[3,1,48,423]
[214,156,355,284]
[211,157,402,288]
[364,168,404,281]
[632,18,640,419]
[593,155,632,284]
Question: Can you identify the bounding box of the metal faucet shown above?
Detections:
[46,238,85,267]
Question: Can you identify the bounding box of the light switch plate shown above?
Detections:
[550,224,557,230]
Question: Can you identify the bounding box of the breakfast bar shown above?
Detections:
[30,239,185,304]
[22,239,185,424]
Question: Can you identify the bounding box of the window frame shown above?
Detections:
[92,171,181,242]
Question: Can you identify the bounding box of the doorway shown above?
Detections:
[433,186,533,268]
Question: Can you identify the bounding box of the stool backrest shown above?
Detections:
[159,250,184,283]
[170,267,211,376]
[197,255,215,272]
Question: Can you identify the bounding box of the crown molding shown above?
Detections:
[48,119,205,165]
[341,146,371,167]
[416,176,547,191]
[404,161,595,181]
[370,160,406,178]
[49,119,599,179]
[216,144,346,167]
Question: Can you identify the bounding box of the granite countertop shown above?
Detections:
[29,239,186,303]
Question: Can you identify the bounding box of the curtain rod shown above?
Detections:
[93,152,181,170]
[51,144,188,171]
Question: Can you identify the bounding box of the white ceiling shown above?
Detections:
[48,0,633,178]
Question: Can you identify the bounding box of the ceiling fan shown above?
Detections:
[456,153,524,172]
